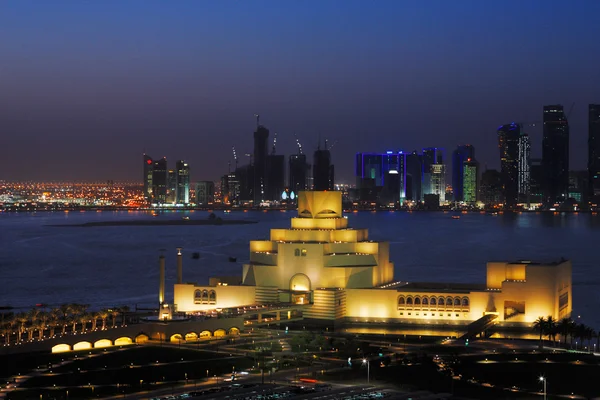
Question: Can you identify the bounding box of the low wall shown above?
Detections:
[2,317,245,355]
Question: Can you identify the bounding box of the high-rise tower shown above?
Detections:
[518,134,531,202]
[452,145,475,202]
[588,104,600,200]
[289,154,308,195]
[463,158,478,203]
[313,147,334,191]
[143,154,153,201]
[152,157,168,204]
[542,105,570,204]
[175,160,190,204]
[253,121,269,204]
[497,123,520,207]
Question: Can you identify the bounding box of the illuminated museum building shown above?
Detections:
[173,191,572,327]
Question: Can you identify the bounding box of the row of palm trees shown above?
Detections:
[0,304,131,345]
[533,316,597,351]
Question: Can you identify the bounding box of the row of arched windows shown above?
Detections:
[398,295,469,308]
[194,289,217,305]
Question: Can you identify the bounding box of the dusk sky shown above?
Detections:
[2,0,600,183]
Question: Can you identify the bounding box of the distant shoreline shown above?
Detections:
[47,219,258,227]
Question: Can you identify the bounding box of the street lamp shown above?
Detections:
[539,376,546,400]
[362,359,370,383]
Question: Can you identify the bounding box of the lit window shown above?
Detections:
[301,248,307,256]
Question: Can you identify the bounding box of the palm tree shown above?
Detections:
[49,309,60,337]
[110,309,120,328]
[574,323,588,350]
[98,310,110,330]
[91,312,99,331]
[557,318,573,348]
[27,308,40,333]
[533,316,546,347]
[37,312,49,340]
[26,325,36,341]
[79,313,90,333]
[119,305,130,326]
[585,326,595,352]
[1,324,11,345]
[15,313,28,342]
[546,316,557,345]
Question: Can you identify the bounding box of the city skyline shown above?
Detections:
[2,1,600,182]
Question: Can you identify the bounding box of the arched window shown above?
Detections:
[462,297,469,307]
[446,297,453,307]
[209,290,216,304]
[430,297,437,306]
[194,290,202,304]
[398,296,405,305]
[422,297,429,306]
[294,249,300,256]
[438,297,444,306]
[202,290,209,304]
[414,297,421,305]
[454,297,461,306]
[406,297,413,305]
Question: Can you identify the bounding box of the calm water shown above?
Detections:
[0,210,599,329]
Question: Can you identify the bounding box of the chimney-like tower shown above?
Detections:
[159,254,165,305]
[176,247,183,284]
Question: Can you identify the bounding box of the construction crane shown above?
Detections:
[271,132,278,155]
[232,146,238,170]
[294,133,303,155]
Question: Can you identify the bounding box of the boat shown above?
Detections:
[228,257,237,262]
[191,252,200,259]
[451,215,461,220]
[182,216,190,220]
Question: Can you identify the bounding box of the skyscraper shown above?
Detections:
[463,158,478,203]
[152,157,168,204]
[166,169,177,204]
[588,104,600,199]
[421,148,444,203]
[542,105,570,204]
[480,169,502,205]
[452,145,475,202]
[497,123,520,207]
[289,153,308,196]
[175,160,190,204]
[195,181,214,205]
[253,124,269,203]
[529,159,544,205]
[518,134,531,200]
[405,151,422,202]
[313,147,334,191]
[143,154,153,201]
[267,154,285,201]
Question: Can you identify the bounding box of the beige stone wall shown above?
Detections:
[174,284,256,312]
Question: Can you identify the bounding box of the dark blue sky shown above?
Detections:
[2,0,599,182]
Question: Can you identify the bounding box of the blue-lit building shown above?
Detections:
[355,151,406,204]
